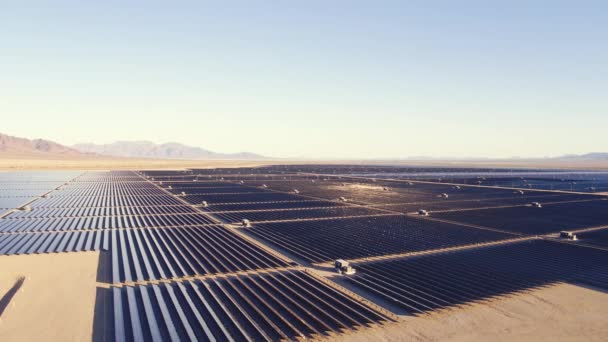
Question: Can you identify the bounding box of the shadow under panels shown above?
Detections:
[109,225,294,283]
[0,213,216,233]
[246,215,514,263]
[345,239,608,315]
[214,206,388,223]
[107,270,392,342]
[0,230,109,255]
[432,199,608,235]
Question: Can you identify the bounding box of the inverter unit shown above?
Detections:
[418,209,429,216]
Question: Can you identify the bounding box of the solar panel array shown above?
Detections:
[0,171,98,255]
[373,192,597,213]
[432,199,608,235]
[5,166,608,340]
[345,239,608,315]
[110,225,293,283]
[417,175,608,193]
[202,199,348,212]
[0,171,80,214]
[0,230,109,255]
[75,170,391,340]
[177,166,608,319]
[7,204,198,219]
[212,206,388,224]
[203,165,608,194]
[248,215,515,263]
[573,228,608,248]
[112,270,391,341]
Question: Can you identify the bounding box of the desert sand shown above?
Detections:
[0,157,282,171]
[2,251,607,342]
[1,157,608,171]
[0,251,100,342]
[325,282,608,342]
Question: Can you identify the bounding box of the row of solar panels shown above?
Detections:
[50,189,170,197]
[110,270,392,342]
[0,172,84,215]
[0,213,217,233]
[6,204,198,219]
[75,171,146,182]
[58,181,165,189]
[109,226,293,283]
[29,195,185,208]
[371,193,599,213]
[212,207,389,224]
[200,200,347,212]
[0,230,109,255]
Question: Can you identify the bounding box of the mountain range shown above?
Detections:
[557,153,608,161]
[72,141,265,160]
[0,132,85,158]
[0,132,265,160]
[1,132,607,162]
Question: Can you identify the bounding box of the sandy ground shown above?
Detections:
[385,159,608,170]
[0,157,282,170]
[1,157,608,171]
[0,251,100,342]
[325,282,608,342]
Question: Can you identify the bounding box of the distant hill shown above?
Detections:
[0,133,87,158]
[72,141,266,160]
[556,153,608,161]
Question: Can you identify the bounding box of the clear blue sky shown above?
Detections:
[2,1,606,159]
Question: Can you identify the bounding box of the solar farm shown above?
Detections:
[1,165,608,341]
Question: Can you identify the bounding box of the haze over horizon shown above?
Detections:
[3,1,607,159]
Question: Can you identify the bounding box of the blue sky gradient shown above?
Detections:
[2,1,607,158]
